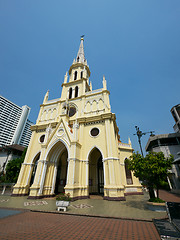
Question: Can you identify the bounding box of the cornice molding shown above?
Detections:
[30,122,58,132]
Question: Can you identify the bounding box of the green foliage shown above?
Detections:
[159,179,170,191]
[149,198,165,203]
[0,148,27,183]
[0,174,6,183]
[56,192,71,201]
[126,151,173,198]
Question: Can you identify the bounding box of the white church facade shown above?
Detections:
[13,38,142,200]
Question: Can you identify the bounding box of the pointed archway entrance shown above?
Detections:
[55,149,68,194]
[42,140,69,197]
[89,148,104,196]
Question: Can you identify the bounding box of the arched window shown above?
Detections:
[69,88,72,99]
[74,71,77,80]
[125,159,133,185]
[77,57,79,62]
[81,71,83,79]
[30,153,40,186]
[75,86,78,98]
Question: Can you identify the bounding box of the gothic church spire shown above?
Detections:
[76,37,86,63]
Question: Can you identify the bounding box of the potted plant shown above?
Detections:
[56,192,71,211]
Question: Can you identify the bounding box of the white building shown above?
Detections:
[145,133,180,192]
[145,104,180,194]
[171,104,180,133]
[0,95,33,171]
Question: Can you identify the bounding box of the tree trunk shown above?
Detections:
[148,186,155,199]
[156,186,159,198]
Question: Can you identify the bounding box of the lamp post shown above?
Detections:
[134,126,155,157]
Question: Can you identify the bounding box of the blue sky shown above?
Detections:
[0,1,180,153]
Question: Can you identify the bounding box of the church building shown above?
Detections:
[13,38,142,200]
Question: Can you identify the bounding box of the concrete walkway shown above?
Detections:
[0,190,180,240]
[0,190,173,221]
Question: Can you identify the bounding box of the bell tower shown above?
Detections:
[61,37,91,101]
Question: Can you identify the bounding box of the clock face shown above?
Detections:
[69,107,76,117]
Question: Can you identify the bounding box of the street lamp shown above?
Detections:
[134,126,155,157]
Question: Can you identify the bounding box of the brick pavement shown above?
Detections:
[159,190,180,202]
[0,211,160,240]
[1,189,179,240]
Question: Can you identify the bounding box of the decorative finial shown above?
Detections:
[103,75,107,90]
[43,90,49,104]
[90,81,92,91]
[64,72,68,83]
[80,35,85,41]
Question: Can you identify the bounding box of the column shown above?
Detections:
[86,161,89,186]
[16,164,26,185]
[38,161,47,195]
[51,163,58,194]
[103,160,106,185]
[26,164,33,185]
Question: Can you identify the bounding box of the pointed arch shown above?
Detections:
[30,151,41,164]
[85,101,91,112]
[98,98,104,110]
[47,109,52,120]
[74,71,77,80]
[87,146,104,195]
[87,145,104,161]
[29,151,41,187]
[75,86,78,98]
[52,108,57,119]
[41,110,47,121]
[45,139,70,162]
[124,158,133,185]
[92,100,97,111]
[69,87,72,99]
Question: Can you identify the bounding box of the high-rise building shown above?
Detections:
[0,95,33,171]
[0,95,33,147]
[13,38,142,200]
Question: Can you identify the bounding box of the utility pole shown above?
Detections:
[134,126,155,157]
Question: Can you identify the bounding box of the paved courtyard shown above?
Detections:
[0,191,169,220]
[0,190,179,240]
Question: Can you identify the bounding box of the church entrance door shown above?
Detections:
[55,150,68,194]
[89,148,104,196]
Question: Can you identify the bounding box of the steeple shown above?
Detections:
[76,37,86,63]
[68,37,90,82]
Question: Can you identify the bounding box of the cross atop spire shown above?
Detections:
[76,36,86,63]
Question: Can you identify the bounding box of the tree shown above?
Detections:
[1,148,27,183]
[126,151,173,199]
